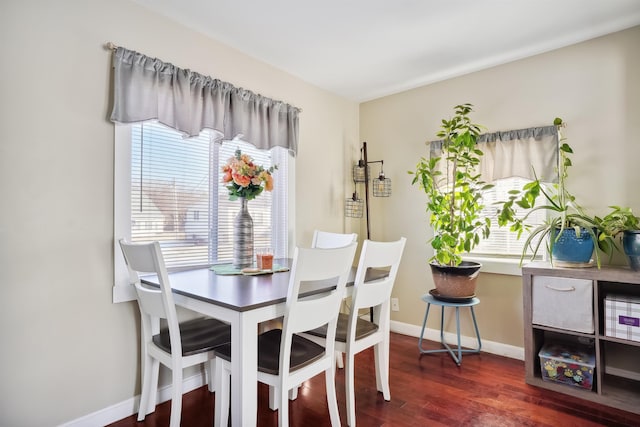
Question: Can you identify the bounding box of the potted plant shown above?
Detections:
[410,103,492,297]
[597,206,640,271]
[495,118,614,268]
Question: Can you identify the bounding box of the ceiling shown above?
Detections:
[132,0,640,102]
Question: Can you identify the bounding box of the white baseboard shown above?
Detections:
[390,320,524,361]
[60,324,523,426]
[58,372,207,427]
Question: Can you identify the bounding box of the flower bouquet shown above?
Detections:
[221,148,277,268]
[221,149,277,200]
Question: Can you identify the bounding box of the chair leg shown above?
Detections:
[269,386,278,410]
[269,385,299,411]
[345,352,357,426]
[214,358,230,427]
[277,382,290,427]
[325,365,341,427]
[289,385,298,400]
[335,351,344,369]
[374,341,391,401]
[147,358,160,415]
[207,358,216,393]
[137,355,155,421]
[169,366,183,427]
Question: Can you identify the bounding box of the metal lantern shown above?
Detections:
[345,193,364,218]
[352,163,369,183]
[372,172,392,197]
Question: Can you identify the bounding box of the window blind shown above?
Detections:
[470,177,545,259]
[130,122,287,269]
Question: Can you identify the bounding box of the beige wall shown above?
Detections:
[360,26,640,348]
[2,0,638,423]
[0,0,358,425]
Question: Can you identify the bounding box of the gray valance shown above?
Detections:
[430,125,559,183]
[110,47,301,155]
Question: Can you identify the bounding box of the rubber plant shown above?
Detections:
[410,103,493,267]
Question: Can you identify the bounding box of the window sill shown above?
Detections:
[113,283,136,303]
[463,256,525,276]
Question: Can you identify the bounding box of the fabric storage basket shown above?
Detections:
[539,342,595,390]
[605,294,640,343]
[532,276,594,333]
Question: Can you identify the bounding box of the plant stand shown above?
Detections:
[418,294,482,366]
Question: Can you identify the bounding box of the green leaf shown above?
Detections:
[560,143,573,153]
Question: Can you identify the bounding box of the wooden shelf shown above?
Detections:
[599,334,640,348]
[522,263,640,415]
[532,324,595,340]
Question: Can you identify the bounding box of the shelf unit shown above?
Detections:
[522,262,640,414]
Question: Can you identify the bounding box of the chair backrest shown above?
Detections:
[119,239,182,355]
[311,230,358,249]
[280,243,358,372]
[350,238,406,331]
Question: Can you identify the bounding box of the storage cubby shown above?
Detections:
[602,341,640,381]
[522,262,640,415]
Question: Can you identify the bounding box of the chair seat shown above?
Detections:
[306,312,378,343]
[153,318,231,356]
[215,329,325,375]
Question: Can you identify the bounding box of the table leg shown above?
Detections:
[231,313,258,427]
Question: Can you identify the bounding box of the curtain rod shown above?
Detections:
[105,42,118,51]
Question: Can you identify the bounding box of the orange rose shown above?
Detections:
[232,172,251,187]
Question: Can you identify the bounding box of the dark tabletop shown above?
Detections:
[141,258,388,312]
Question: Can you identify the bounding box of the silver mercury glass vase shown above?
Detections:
[233,197,254,268]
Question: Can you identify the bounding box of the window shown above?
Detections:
[469,177,546,261]
[114,121,293,301]
[448,124,559,275]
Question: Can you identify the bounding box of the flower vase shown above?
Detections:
[233,197,254,268]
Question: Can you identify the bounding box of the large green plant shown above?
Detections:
[410,104,492,266]
[495,118,614,267]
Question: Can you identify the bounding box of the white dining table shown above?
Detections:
[141,259,387,427]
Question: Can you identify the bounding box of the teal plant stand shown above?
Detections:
[418,294,481,366]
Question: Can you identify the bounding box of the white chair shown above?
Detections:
[303,237,406,426]
[214,242,358,427]
[311,229,358,249]
[311,229,358,369]
[266,229,359,409]
[119,240,231,427]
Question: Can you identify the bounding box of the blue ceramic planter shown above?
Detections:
[622,230,640,271]
[551,227,594,264]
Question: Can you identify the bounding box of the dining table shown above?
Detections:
[141,258,387,427]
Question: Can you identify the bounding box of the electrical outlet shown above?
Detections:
[391,298,400,311]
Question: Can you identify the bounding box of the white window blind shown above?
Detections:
[129,122,288,269]
[470,177,546,260]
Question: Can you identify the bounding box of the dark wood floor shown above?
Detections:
[108,332,639,426]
